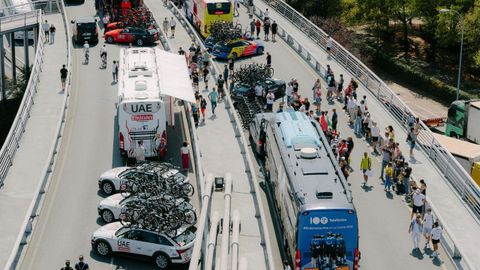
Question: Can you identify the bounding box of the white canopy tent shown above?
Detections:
[156,49,196,126]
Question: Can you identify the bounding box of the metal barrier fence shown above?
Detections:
[0,9,44,186]
[1,0,61,16]
[249,1,478,268]
[168,3,276,270]
[3,0,72,268]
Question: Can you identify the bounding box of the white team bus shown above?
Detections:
[118,48,168,159]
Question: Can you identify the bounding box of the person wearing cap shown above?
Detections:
[74,255,90,270]
[411,188,426,219]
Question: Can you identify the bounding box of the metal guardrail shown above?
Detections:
[168,3,276,270]
[250,1,479,268]
[0,9,43,186]
[1,0,60,17]
[3,0,72,268]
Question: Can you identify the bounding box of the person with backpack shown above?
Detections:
[74,255,90,270]
[360,152,372,186]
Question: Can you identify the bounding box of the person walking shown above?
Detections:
[228,58,234,73]
[43,20,50,43]
[60,65,68,91]
[423,208,435,249]
[223,65,229,89]
[360,152,372,186]
[180,142,190,171]
[199,95,207,122]
[49,24,56,44]
[326,35,333,56]
[133,141,145,164]
[203,67,210,90]
[169,17,176,37]
[162,17,169,35]
[370,122,380,153]
[271,20,277,41]
[217,75,225,99]
[74,255,90,270]
[380,146,391,179]
[255,19,261,39]
[403,162,412,196]
[263,8,269,21]
[384,162,393,192]
[409,214,423,252]
[430,222,443,258]
[208,87,218,115]
[336,74,344,100]
[411,188,426,219]
[407,127,418,158]
[112,60,119,82]
[192,102,200,127]
[266,52,272,67]
[250,18,256,36]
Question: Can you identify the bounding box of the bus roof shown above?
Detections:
[433,133,480,160]
[272,111,352,206]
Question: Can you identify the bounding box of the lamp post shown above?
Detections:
[439,8,464,101]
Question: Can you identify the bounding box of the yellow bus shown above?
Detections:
[184,0,234,37]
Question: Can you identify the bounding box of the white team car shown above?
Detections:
[91,222,196,269]
[98,165,184,195]
[97,193,195,223]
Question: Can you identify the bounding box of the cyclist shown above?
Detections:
[74,255,90,270]
[83,41,90,64]
[100,45,107,68]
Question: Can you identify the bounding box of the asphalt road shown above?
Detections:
[18,3,191,270]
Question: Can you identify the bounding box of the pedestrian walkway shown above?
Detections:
[246,1,480,267]
[0,13,67,268]
[145,1,282,268]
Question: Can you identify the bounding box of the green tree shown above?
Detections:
[463,0,480,72]
[7,65,31,99]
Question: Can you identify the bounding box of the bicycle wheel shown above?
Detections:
[182,183,195,197]
[184,209,197,225]
[266,67,274,77]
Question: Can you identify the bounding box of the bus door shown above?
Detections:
[296,209,359,270]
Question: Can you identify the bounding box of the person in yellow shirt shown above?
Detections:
[384,162,393,192]
[360,152,372,186]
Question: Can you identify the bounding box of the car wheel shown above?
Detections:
[231,52,238,60]
[101,181,114,195]
[136,39,144,46]
[101,209,115,223]
[153,253,170,269]
[95,240,111,256]
[256,47,264,55]
[106,36,114,43]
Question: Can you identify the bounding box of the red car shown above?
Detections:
[104,27,158,46]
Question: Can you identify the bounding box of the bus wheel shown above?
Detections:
[450,131,459,138]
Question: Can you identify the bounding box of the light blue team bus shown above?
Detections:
[250,111,359,270]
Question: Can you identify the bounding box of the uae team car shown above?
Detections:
[204,33,254,51]
[91,222,196,269]
[211,39,264,60]
[98,165,184,195]
[97,193,195,223]
[233,78,286,99]
[104,27,159,46]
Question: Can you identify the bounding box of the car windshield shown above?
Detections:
[77,23,96,31]
[118,168,133,177]
[173,227,195,246]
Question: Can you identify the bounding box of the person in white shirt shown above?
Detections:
[411,188,426,219]
[83,41,90,64]
[255,83,263,98]
[408,214,423,251]
[264,8,269,21]
[134,141,145,163]
[266,90,275,111]
[162,17,169,35]
[43,20,50,43]
[370,121,380,153]
[180,142,189,171]
[286,82,293,104]
[346,96,356,123]
[430,222,443,258]
[423,208,435,249]
[169,17,176,37]
[326,36,333,55]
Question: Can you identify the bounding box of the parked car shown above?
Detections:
[211,39,264,60]
[104,27,158,46]
[97,193,195,223]
[204,33,254,51]
[71,16,98,44]
[233,78,286,99]
[91,222,196,269]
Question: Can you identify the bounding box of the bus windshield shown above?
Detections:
[207,2,231,15]
[297,209,358,270]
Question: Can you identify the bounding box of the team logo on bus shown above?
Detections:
[310,217,329,225]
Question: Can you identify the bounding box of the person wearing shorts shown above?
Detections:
[423,208,434,248]
[411,188,425,219]
[431,222,442,257]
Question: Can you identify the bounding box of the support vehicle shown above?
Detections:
[184,0,233,37]
[71,16,98,44]
[445,100,480,143]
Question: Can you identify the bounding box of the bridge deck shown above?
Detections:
[0,13,65,269]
